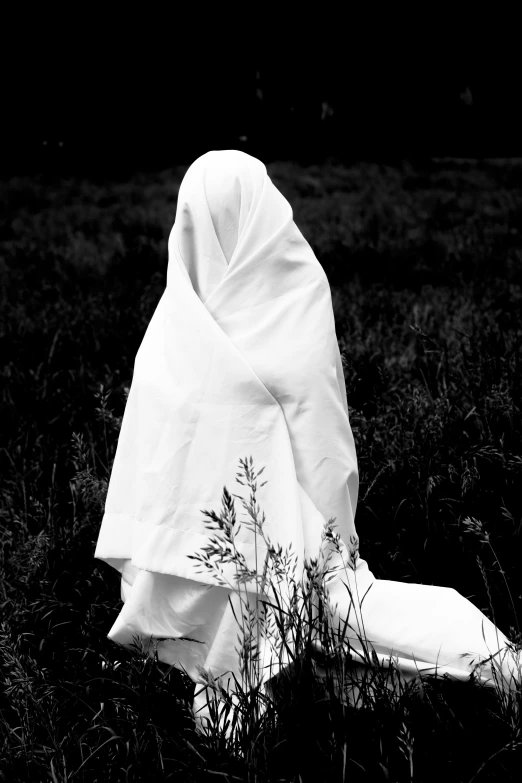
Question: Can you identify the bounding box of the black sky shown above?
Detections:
[2,9,521,173]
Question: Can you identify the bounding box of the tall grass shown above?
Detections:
[180,454,521,778]
[1,158,522,780]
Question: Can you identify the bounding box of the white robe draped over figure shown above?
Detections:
[94,150,520,726]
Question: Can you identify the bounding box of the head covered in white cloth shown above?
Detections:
[96,149,372,597]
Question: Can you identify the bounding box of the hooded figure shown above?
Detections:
[95,150,519,726]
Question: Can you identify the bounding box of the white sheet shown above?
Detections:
[95,151,519,717]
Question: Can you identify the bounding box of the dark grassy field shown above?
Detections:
[1,157,522,781]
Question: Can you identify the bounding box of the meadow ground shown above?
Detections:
[1,157,522,781]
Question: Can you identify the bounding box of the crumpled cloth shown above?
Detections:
[108,558,520,731]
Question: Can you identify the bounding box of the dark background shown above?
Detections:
[2,11,522,780]
[1,10,520,176]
